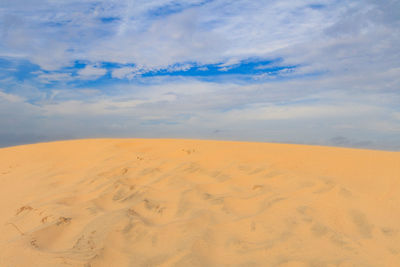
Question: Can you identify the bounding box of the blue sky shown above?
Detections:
[0,0,399,149]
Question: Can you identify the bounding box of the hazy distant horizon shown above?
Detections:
[1,0,399,150]
[1,136,399,152]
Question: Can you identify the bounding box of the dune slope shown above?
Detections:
[0,139,399,266]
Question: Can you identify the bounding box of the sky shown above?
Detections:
[0,0,399,150]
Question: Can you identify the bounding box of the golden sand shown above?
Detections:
[0,139,399,266]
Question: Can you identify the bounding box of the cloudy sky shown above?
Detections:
[0,0,399,149]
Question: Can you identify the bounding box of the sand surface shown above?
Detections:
[0,139,399,267]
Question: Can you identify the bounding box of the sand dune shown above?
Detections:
[0,139,399,266]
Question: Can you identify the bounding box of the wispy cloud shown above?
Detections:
[77,65,107,80]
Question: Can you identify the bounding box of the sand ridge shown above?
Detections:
[0,139,399,266]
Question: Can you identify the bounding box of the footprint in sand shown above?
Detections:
[16,205,33,215]
[143,199,166,214]
[252,185,263,191]
[56,216,72,226]
[349,209,373,238]
[381,227,398,237]
[72,230,97,252]
[25,216,73,251]
[30,238,39,248]
[182,148,196,155]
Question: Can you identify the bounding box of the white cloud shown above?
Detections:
[111,66,149,79]
[1,73,399,149]
[0,0,398,77]
[77,65,107,80]
[0,0,337,69]
[222,103,381,121]
[111,67,136,79]
[0,0,399,150]
[0,91,25,103]
[36,72,72,83]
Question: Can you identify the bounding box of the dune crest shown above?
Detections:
[0,139,399,266]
